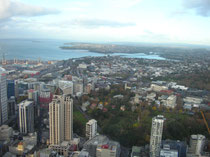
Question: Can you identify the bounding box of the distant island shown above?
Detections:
[60,43,210,61]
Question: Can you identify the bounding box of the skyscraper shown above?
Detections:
[86,119,97,140]
[19,100,34,134]
[49,94,73,145]
[187,134,206,156]
[150,115,165,157]
[0,67,8,126]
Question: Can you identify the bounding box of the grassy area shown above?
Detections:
[73,109,88,125]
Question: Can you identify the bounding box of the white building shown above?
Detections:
[49,94,73,145]
[58,80,73,95]
[146,93,156,101]
[150,84,168,92]
[150,115,165,157]
[0,67,8,125]
[187,134,206,157]
[86,119,97,140]
[78,63,87,69]
[96,144,118,157]
[183,97,202,104]
[19,100,34,134]
[165,95,177,108]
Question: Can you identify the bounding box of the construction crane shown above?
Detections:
[200,111,210,135]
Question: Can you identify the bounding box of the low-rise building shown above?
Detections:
[0,125,13,141]
[131,146,141,157]
[83,135,120,157]
[160,144,178,157]
[164,95,177,108]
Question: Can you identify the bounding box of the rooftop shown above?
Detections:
[0,67,6,72]
[19,100,33,107]
[87,119,97,125]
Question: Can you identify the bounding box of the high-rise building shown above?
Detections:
[28,89,38,104]
[7,80,15,99]
[19,100,34,134]
[0,67,8,125]
[8,96,16,118]
[73,82,83,96]
[49,94,73,145]
[187,134,206,157]
[150,115,165,157]
[86,119,97,140]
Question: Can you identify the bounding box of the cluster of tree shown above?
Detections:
[77,85,209,148]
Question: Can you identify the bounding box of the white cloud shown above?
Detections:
[0,0,59,21]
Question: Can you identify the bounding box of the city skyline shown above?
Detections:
[0,0,210,45]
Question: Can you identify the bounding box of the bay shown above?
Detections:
[0,39,165,61]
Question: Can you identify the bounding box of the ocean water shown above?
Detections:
[0,39,165,61]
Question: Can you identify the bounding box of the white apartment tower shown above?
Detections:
[187,134,206,156]
[49,94,73,145]
[86,119,97,140]
[0,67,8,126]
[19,100,34,134]
[150,115,165,157]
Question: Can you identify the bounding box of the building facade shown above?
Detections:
[0,67,8,126]
[187,134,206,156]
[150,115,165,157]
[160,144,178,157]
[58,80,73,95]
[19,100,34,134]
[7,80,15,99]
[49,94,73,145]
[86,119,97,140]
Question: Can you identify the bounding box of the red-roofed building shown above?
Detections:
[90,103,97,109]
[160,90,173,95]
[103,108,108,112]
[101,144,109,149]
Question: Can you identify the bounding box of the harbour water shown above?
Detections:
[0,39,165,61]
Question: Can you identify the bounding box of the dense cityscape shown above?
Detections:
[0,48,209,157]
[1,0,210,157]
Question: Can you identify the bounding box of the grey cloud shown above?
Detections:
[183,0,210,17]
[59,18,135,28]
[0,0,59,21]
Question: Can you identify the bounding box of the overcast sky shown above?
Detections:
[0,0,210,45]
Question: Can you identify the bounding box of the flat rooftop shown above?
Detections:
[19,100,33,107]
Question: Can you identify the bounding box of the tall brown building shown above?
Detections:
[49,94,73,145]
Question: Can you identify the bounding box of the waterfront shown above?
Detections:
[0,39,165,61]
